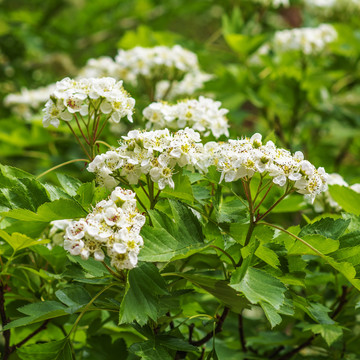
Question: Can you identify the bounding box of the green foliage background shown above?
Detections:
[1,0,360,359]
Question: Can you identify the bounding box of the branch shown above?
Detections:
[277,286,349,360]
[12,319,50,350]
[0,284,11,360]
[238,314,247,353]
[190,307,230,347]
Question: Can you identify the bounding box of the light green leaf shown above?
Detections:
[302,324,343,346]
[3,199,87,222]
[119,263,169,325]
[255,243,280,269]
[260,302,282,328]
[287,235,339,255]
[329,185,360,215]
[215,198,248,224]
[160,171,194,203]
[0,230,48,252]
[57,173,82,197]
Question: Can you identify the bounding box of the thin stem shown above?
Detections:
[259,222,324,258]
[254,183,274,213]
[252,174,264,203]
[190,307,230,347]
[74,113,90,145]
[66,122,92,160]
[256,188,293,222]
[237,220,256,267]
[210,245,237,268]
[95,140,113,149]
[101,261,124,281]
[36,159,89,179]
[94,115,111,142]
[68,283,116,338]
[13,319,50,350]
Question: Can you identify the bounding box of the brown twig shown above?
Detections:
[238,314,247,353]
[12,320,50,350]
[277,286,349,360]
[190,307,230,347]
[0,284,11,360]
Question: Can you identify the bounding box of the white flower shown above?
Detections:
[42,77,135,128]
[63,187,144,270]
[143,97,229,139]
[115,45,200,85]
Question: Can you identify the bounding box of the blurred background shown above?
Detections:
[1,0,360,184]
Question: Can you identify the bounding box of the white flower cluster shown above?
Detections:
[88,129,328,202]
[304,0,360,14]
[115,45,199,83]
[313,173,360,212]
[42,77,135,128]
[249,24,337,65]
[88,128,204,190]
[252,0,289,7]
[4,84,56,120]
[204,133,328,202]
[64,187,145,270]
[47,219,72,248]
[273,24,337,55]
[154,72,213,101]
[143,96,229,138]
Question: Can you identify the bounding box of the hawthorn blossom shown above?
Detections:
[42,77,135,128]
[143,96,229,138]
[63,187,145,270]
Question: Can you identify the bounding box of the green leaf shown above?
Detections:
[5,301,68,330]
[329,185,360,215]
[157,335,198,351]
[4,199,87,222]
[139,200,206,262]
[119,263,169,325]
[224,33,266,56]
[57,173,82,196]
[260,302,282,328]
[160,171,194,203]
[175,273,248,313]
[302,324,343,346]
[230,267,287,311]
[0,230,48,252]
[308,302,334,325]
[55,285,91,313]
[76,182,96,210]
[17,338,73,360]
[287,235,339,255]
[255,243,280,269]
[299,218,350,240]
[68,255,107,277]
[129,341,172,360]
[215,198,248,224]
